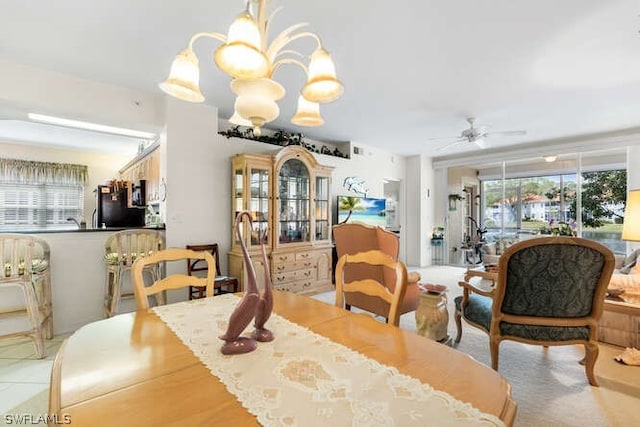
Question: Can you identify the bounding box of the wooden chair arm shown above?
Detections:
[458,279,495,298]
[407,271,421,284]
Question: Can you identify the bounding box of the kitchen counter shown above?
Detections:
[6,225,165,234]
[20,229,167,335]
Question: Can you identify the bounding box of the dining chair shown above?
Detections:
[335,249,408,326]
[454,236,615,386]
[0,234,52,358]
[185,243,239,299]
[103,229,165,317]
[131,248,216,310]
[333,223,420,322]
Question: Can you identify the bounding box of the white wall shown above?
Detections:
[404,155,435,267]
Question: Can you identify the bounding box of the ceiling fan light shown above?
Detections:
[158,49,205,103]
[291,96,324,127]
[474,139,487,149]
[301,48,344,103]
[214,11,269,79]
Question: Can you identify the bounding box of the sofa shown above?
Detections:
[608,249,640,298]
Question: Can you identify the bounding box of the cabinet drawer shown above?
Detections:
[272,270,298,284]
[272,253,294,263]
[295,251,315,261]
[274,281,303,293]
[273,260,314,273]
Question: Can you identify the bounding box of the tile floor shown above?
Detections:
[0,335,67,420]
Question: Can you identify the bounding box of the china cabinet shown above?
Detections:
[228,146,334,295]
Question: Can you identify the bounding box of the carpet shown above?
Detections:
[315,265,640,427]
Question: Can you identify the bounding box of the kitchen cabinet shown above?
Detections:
[228,146,334,295]
[119,142,161,204]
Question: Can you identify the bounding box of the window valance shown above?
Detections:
[0,158,88,186]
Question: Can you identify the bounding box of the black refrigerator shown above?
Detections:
[96,185,145,227]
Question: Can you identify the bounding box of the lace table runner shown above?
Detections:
[153,295,505,426]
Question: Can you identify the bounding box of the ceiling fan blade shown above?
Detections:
[487,130,527,137]
[437,138,466,151]
[424,135,460,141]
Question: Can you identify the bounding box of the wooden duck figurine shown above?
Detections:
[252,226,274,342]
[219,211,260,355]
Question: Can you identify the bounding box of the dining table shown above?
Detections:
[50,291,516,426]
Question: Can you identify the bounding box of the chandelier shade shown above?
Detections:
[214,11,269,79]
[159,0,343,134]
[301,48,344,103]
[291,96,324,127]
[158,49,205,103]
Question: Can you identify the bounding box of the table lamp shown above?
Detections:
[622,189,640,242]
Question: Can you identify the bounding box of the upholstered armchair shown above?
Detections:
[454,236,615,386]
[333,223,421,320]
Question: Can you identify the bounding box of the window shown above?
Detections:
[481,169,625,254]
[0,159,88,231]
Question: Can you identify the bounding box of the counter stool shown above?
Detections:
[104,230,164,317]
[0,234,52,358]
[185,244,239,299]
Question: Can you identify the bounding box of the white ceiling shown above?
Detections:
[1,0,639,159]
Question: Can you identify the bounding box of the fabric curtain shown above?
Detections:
[0,158,88,185]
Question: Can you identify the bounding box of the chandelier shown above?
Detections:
[159,0,343,136]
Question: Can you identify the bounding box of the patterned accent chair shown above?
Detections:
[454,237,615,386]
[333,223,421,321]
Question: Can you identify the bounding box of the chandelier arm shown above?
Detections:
[187,32,227,50]
[271,58,308,76]
[266,23,311,63]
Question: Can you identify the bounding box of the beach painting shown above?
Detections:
[337,196,386,226]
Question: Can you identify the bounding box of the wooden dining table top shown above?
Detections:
[52,291,516,426]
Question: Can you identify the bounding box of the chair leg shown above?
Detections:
[584,342,599,386]
[454,309,463,343]
[106,269,121,318]
[22,283,46,359]
[490,336,500,371]
[42,276,53,339]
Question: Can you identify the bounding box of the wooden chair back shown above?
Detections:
[132,248,216,310]
[335,250,408,326]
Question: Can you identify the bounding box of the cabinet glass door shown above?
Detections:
[233,168,244,246]
[278,159,310,244]
[249,167,270,246]
[315,176,330,241]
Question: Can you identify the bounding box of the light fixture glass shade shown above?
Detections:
[622,189,640,242]
[291,96,324,127]
[214,12,269,79]
[543,155,557,162]
[158,49,205,103]
[301,48,344,103]
[228,108,253,127]
[231,78,285,128]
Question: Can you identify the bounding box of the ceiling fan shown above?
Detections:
[431,117,526,151]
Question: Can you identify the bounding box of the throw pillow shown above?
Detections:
[619,248,640,274]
